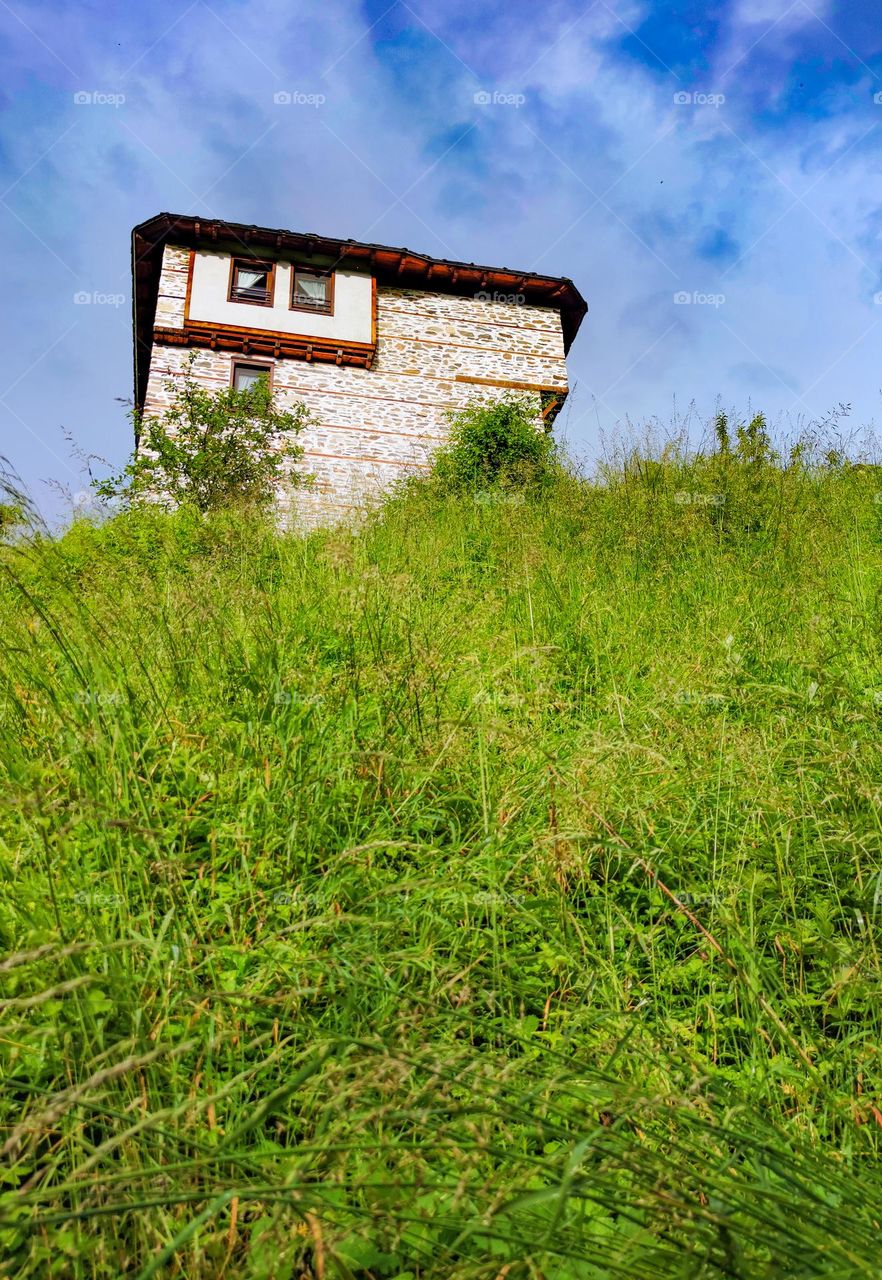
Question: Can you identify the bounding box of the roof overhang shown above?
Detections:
[131,212,588,412]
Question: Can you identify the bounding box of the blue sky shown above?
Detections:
[2,0,882,516]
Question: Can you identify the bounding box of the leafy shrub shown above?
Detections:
[95,358,313,513]
[707,409,781,534]
[432,396,556,493]
[0,502,23,541]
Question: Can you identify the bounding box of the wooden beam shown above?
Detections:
[455,373,567,394]
[152,322,375,369]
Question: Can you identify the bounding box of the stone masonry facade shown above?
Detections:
[142,243,572,525]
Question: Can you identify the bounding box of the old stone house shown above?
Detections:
[131,213,587,521]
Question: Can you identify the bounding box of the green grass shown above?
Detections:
[3,448,882,1277]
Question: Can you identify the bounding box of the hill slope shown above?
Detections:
[2,462,882,1276]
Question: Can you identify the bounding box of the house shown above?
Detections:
[131,213,588,522]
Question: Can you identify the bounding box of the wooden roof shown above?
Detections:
[131,212,588,411]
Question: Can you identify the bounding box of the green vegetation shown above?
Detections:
[96,361,311,513]
[0,503,23,537]
[3,412,882,1276]
[431,396,557,495]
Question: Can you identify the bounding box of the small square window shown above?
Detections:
[291,268,334,314]
[232,362,272,391]
[229,258,274,306]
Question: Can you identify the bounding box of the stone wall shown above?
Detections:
[142,245,569,524]
[152,244,189,330]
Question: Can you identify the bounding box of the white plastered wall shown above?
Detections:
[187,250,373,342]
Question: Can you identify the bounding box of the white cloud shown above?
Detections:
[732,0,830,27]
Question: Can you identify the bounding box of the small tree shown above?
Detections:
[96,361,313,513]
[432,396,556,493]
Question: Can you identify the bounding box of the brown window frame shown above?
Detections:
[230,358,275,392]
[290,265,335,316]
[227,257,276,307]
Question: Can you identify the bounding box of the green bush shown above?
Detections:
[431,395,557,493]
[0,501,23,540]
[95,357,313,514]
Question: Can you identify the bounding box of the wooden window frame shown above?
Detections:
[231,358,275,391]
[290,265,335,316]
[227,257,276,307]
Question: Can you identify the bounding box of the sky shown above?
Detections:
[1,0,882,518]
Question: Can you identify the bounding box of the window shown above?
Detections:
[232,361,273,391]
[291,267,334,314]
[228,258,275,306]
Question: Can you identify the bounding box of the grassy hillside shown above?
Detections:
[2,449,882,1277]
